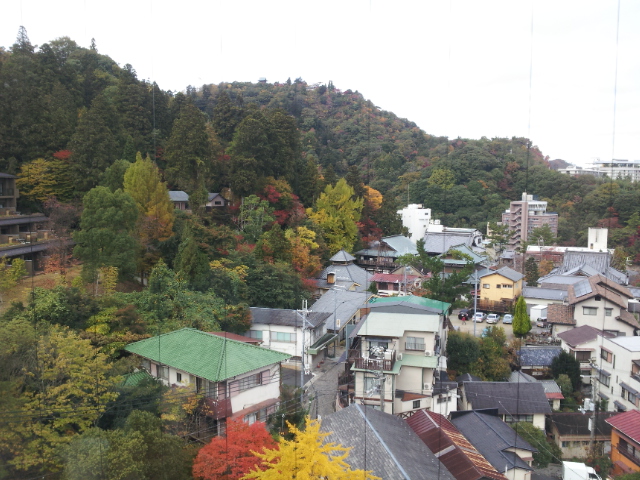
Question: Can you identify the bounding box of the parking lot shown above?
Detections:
[449,309,514,338]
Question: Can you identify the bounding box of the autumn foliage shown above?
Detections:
[193,419,277,480]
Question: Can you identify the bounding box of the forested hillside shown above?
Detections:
[2,29,640,255]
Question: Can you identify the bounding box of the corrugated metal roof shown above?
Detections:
[355,311,440,338]
[368,294,450,313]
[407,410,508,480]
[168,191,189,202]
[124,328,290,382]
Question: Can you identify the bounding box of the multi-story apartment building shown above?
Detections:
[592,336,640,413]
[560,159,640,182]
[501,192,558,250]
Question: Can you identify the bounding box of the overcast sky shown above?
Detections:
[2,1,638,165]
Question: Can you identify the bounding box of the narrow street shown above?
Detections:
[305,346,346,420]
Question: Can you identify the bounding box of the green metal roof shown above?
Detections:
[357,311,440,338]
[124,328,290,382]
[120,370,153,387]
[368,295,450,313]
[308,333,338,355]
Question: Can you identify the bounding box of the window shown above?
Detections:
[496,284,502,289]
[562,441,570,448]
[619,439,640,464]
[605,308,613,317]
[502,284,512,289]
[413,400,421,409]
[158,365,169,380]
[622,387,638,406]
[405,336,425,351]
[247,330,263,340]
[273,332,296,342]
[504,414,534,424]
[598,371,610,387]
[574,351,591,362]
[363,376,379,394]
[244,412,257,425]
[482,284,490,289]
[583,307,598,316]
[176,372,182,383]
[141,359,151,372]
[601,349,612,363]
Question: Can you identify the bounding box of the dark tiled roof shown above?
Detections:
[605,410,640,443]
[463,382,552,414]
[450,409,535,472]
[456,373,482,384]
[320,404,455,480]
[329,249,356,263]
[547,304,575,325]
[209,331,262,344]
[517,347,562,367]
[556,325,615,347]
[250,307,330,328]
[549,412,616,437]
[316,263,371,292]
[406,410,508,480]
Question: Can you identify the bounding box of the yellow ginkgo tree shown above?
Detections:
[242,417,379,480]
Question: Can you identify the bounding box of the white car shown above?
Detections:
[503,314,513,324]
[486,313,500,324]
[473,312,486,322]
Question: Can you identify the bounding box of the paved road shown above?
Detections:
[305,347,346,420]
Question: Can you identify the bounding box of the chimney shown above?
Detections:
[327,272,335,284]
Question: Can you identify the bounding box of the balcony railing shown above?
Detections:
[354,352,395,372]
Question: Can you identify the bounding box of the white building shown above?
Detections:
[124,328,290,433]
[592,336,640,412]
[560,159,640,182]
[246,307,334,371]
[397,204,431,243]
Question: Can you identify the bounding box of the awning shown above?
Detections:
[598,392,610,400]
[613,401,627,411]
[307,333,338,355]
[620,382,639,396]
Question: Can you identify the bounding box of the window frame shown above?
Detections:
[583,306,598,316]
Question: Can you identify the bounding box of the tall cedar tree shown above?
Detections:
[193,419,277,480]
[525,256,539,286]
[512,296,532,337]
[306,178,363,255]
[243,417,379,480]
[68,95,120,193]
[164,101,212,192]
[73,186,139,281]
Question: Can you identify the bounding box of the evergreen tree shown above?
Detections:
[551,351,582,391]
[73,187,139,281]
[174,228,211,291]
[525,257,539,286]
[68,95,120,192]
[164,101,212,191]
[512,296,532,337]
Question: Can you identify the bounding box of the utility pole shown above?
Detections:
[473,269,479,337]
[378,368,386,412]
[297,301,310,405]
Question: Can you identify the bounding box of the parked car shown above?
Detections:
[502,314,513,324]
[458,308,471,321]
[486,313,500,324]
[473,312,486,322]
[536,317,549,328]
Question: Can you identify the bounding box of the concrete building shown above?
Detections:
[397,204,431,243]
[560,159,640,182]
[501,192,558,250]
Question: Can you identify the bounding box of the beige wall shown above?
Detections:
[480,274,522,302]
[573,298,635,336]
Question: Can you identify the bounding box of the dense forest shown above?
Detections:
[2,28,640,479]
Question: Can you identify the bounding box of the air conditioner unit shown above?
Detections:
[424,350,432,357]
[423,383,432,391]
[397,353,403,361]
